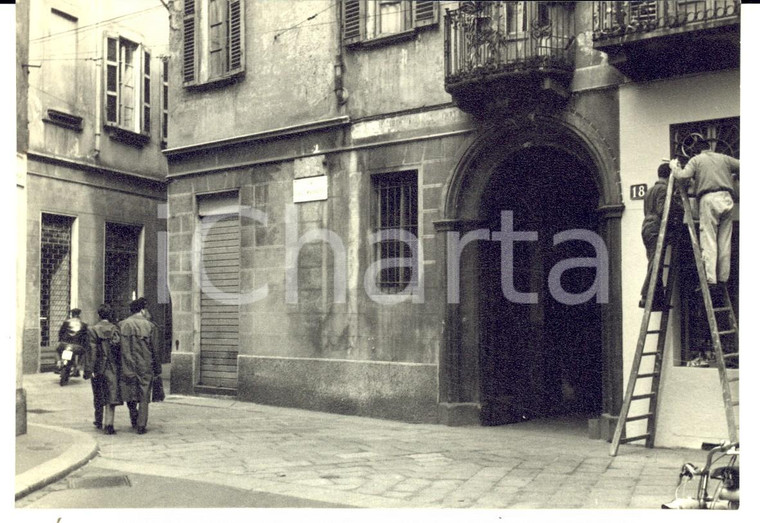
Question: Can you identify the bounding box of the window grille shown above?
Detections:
[372,171,418,291]
[40,214,74,347]
[671,117,740,368]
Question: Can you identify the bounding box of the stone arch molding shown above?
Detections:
[435,111,625,424]
[442,112,622,221]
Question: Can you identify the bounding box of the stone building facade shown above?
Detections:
[165,1,739,448]
[21,0,171,374]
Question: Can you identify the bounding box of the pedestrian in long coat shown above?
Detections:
[119,298,161,434]
[86,303,123,434]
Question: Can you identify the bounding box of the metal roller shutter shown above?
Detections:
[199,213,240,389]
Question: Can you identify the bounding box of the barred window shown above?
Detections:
[671,117,739,368]
[40,214,74,347]
[372,171,419,291]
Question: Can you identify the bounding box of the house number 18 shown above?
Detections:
[630,184,648,200]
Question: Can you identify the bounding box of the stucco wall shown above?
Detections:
[27,0,168,179]
[618,69,740,448]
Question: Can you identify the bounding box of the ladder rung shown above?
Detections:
[728,377,739,383]
[625,413,654,422]
[642,351,659,357]
[646,330,663,335]
[732,401,739,407]
[621,434,650,444]
[718,329,736,336]
[713,307,732,313]
[631,393,656,401]
[636,372,660,379]
[723,353,739,359]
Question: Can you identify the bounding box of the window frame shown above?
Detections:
[370,170,420,293]
[672,116,740,368]
[183,0,246,88]
[342,0,439,48]
[103,33,152,143]
[161,56,169,148]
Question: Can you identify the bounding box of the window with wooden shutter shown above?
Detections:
[183,0,196,85]
[184,0,245,87]
[143,49,151,134]
[343,0,365,44]
[343,1,437,46]
[104,35,119,125]
[103,34,150,138]
[228,0,244,72]
[161,58,169,147]
[413,0,438,28]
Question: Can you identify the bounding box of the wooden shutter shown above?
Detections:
[104,34,119,125]
[413,0,438,28]
[142,48,151,135]
[199,213,240,389]
[343,0,365,45]
[228,0,244,73]
[182,0,196,84]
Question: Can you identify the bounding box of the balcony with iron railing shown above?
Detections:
[444,1,576,116]
[592,1,740,80]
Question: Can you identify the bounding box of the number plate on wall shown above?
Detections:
[630,184,648,200]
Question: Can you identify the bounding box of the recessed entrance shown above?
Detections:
[478,145,603,425]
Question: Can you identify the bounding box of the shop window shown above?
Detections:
[672,117,740,368]
[343,0,438,46]
[371,171,419,291]
[104,34,151,143]
[183,0,245,87]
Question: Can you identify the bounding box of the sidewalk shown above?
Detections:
[16,368,709,509]
[15,423,98,500]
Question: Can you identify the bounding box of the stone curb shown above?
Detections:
[15,423,99,501]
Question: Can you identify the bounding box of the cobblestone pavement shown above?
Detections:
[18,370,702,509]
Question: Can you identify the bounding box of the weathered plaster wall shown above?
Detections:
[618,68,740,448]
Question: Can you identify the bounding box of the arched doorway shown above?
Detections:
[436,115,624,430]
[478,145,602,424]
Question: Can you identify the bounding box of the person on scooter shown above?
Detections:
[85,304,123,435]
[56,308,88,376]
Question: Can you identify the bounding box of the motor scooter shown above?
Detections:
[662,441,739,509]
[58,343,82,386]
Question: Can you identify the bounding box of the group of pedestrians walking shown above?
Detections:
[56,298,163,435]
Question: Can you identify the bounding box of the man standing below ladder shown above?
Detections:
[670,137,740,304]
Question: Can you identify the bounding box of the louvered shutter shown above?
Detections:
[228,0,244,73]
[182,0,196,85]
[104,34,119,125]
[142,48,151,135]
[413,0,438,28]
[343,0,365,45]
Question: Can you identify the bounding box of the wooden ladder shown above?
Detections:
[610,176,739,456]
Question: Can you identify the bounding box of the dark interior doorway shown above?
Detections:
[479,146,603,425]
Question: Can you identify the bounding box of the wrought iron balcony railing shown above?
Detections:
[444,1,576,90]
[593,0,740,41]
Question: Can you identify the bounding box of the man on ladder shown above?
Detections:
[670,137,740,305]
[610,138,740,456]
